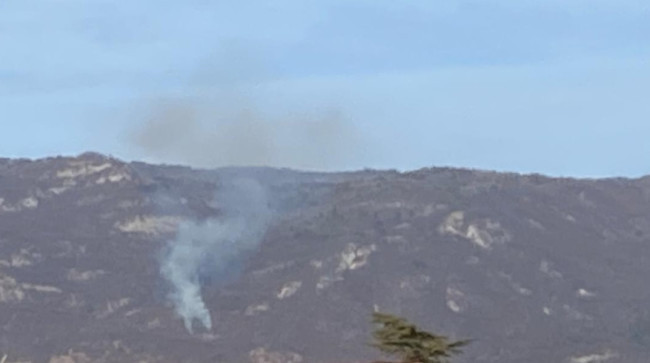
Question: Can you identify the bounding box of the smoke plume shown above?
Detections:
[134,45,365,333]
[160,178,270,333]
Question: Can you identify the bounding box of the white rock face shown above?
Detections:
[337,243,377,272]
[316,275,339,291]
[249,348,303,363]
[316,243,377,291]
[399,274,431,291]
[21,283,62,294]
[55,158,133,188]
[67,269,105,282]
[48,187,69,195]
[96,171,131,184]
[20,197,38,209]
[577,288,597,298]
[115,216,181,235]
[251,261,295,278]
[10,249,35,268]
[49,351,92,363]
[570,350,617,363]
[439,211,511,249]
[56,161,112,179]
[245,303,270,316]
[0,273,61,303]
[277,281,302,300]
[439,211,465,235]
[446,287,467,313]
[0,196,40,213]
[0,273,25,303]
[446,300,461,313]
[95,298,132,319]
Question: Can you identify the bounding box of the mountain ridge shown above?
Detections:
[1,152,650,362]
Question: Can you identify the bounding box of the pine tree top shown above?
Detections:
[370,312,470,363]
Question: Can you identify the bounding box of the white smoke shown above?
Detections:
[160,178,271,333]
[139,44,351,333]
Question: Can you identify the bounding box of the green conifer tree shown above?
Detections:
[370,312,469,363]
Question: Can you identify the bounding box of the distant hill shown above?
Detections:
[1,152,650,362]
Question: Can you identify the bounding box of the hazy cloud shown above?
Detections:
[131,98,363,170]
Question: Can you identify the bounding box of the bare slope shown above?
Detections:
[1,153,649,362]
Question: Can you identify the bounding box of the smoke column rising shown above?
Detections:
[160,178,271,333]
[136,45,365,332]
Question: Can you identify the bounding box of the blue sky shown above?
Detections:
[1,0,649,176]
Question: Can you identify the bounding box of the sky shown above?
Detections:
[1,0,649,177]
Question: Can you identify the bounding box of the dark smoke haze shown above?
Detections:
[129,43,367,171]
[131,100,362,171]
